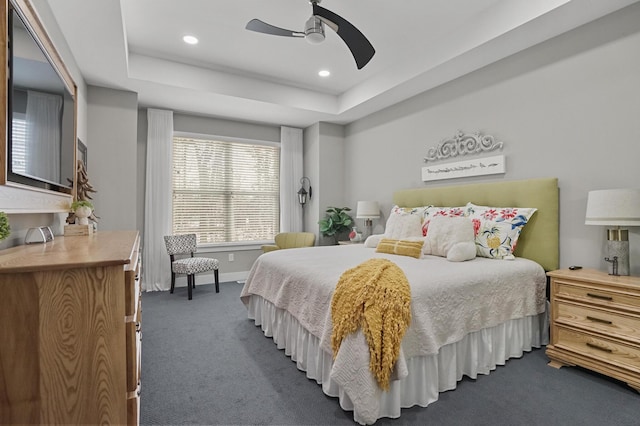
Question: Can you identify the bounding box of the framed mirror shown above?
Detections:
[1,0,77,197]
[77,138,87,169]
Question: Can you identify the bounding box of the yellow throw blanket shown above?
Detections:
[331,258,412,390]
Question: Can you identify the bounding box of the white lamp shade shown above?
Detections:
[585,189,640,226]
[356,201,380,219]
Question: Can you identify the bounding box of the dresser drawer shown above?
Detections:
[125,264,141,319]
[554,301,640,345]
[126,320,142,393]
[127,383,141,426]
[554,327,640,373]
[554,280,640,313]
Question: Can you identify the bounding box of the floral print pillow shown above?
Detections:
[465,203,537,259]
[390,205,429,217]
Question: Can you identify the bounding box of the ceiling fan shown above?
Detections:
[245,0,375,70]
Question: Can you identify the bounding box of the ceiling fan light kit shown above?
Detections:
[245,0,375,69]
[305,16,325,44]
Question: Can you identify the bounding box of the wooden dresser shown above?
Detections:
[0,230,142,424]
[546,268,640,392]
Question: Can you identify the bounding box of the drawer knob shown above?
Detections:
[586,292,613,301]
[586,342,613,353]
[586,316,612,325]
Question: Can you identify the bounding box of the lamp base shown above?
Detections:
[363,219,373,240]
[606,239,629,276]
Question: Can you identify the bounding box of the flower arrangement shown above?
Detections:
[0,211,10,241]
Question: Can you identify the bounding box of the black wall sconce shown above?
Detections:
[298,177,312,206]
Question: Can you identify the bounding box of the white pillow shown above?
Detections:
[423,216,476,262]
[447,241,477,262]
[364,234,384,248]
[384,213,423,240]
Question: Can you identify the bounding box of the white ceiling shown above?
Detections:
[46,0,639,128]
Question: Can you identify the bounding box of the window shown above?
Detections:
[11,114,27,174]
[172,135,280,245]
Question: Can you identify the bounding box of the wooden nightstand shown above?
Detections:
[546,268,640,392]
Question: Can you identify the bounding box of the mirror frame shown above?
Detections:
[0,0,78,212]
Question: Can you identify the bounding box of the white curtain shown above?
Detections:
[280,126,303,232]
[25,90,62,182]
[143,109,174,291]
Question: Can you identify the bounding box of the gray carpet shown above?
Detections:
[140,282,639,425]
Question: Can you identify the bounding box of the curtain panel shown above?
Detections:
[280,126,303,232]
[143,109,174,291]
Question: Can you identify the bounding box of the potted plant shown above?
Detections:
[318,206,354,244]
[0,211,10,241]
[71,200,94,225]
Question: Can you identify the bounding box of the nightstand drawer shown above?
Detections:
[555,327,640,373]
[555,301,640,345]
[554,280,640,313]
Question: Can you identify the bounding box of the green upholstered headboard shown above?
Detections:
[393,177,559,271]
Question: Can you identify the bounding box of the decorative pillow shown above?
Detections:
[376,238,424,259]
[422,216,476,262]
[447,241,477,262]
[389,205,429,217]
[364,234,384,248]
[465,203,537,259]
[422,206,466,237]
[388,205,430,236]
[384,213,423,240]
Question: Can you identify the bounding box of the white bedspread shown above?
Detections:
[241,245,546,358]
[240,245,547,423]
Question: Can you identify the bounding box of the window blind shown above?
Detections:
[172,136,280,244]
[11,116,27,174]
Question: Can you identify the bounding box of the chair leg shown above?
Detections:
[170,272,176,294]
[187,275,193,300]
[214,269,219,293]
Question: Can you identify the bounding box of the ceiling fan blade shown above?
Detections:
[246,19,305,38]
[312,4,375,69]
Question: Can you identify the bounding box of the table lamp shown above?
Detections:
[356,201,380,239]
[585,189,640,276]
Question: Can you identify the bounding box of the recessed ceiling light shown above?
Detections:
[318,70,330,77]
[183,35,199,45]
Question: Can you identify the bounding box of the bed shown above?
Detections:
[240,177,559,424]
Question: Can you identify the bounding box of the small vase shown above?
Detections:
[350,227,362,242]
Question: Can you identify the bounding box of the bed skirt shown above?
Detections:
[246,295,549,425]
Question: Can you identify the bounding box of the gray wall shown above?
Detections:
[304,122,353,245]
[87,86,139,231]
[341,3,640,275]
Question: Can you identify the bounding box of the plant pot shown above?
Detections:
[74,206,92,225]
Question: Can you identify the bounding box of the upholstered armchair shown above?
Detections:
[261,232,316,253]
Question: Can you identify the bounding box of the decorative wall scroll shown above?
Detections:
[421,155,505,182]
[424,130,504,163]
